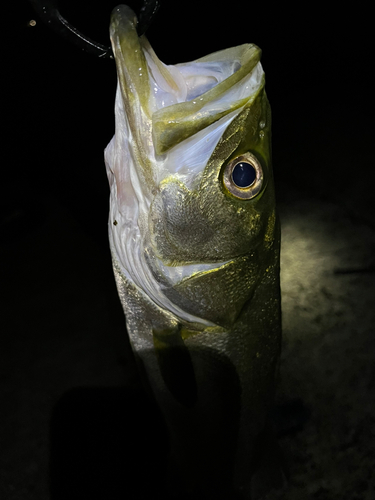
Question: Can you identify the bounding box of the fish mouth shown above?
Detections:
[110,5,151,117]
[110,5,263,156]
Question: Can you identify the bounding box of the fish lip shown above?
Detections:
[110,4,152,117]
[152,44,263,154]
[110,9,264,156]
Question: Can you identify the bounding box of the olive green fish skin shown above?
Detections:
[152,44,262,154]
[112,236,281,496]
[149,83,272,265]
[106,5,282,497]
[148,87,278,330]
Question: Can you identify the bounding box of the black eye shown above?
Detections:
[223,153,263,200]
[232,162,256,188]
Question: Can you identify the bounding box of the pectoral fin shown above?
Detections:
[153,325,197,408]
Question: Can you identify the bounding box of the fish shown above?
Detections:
[105,4,283,498]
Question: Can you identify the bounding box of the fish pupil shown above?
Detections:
[232,162,256,188]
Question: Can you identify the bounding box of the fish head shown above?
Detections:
[105,5,278,328]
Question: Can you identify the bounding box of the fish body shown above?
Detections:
[105,5,282,497]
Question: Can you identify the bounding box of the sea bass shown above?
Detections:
[105,5,282,498]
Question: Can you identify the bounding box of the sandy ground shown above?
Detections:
[269,191,375,499]
[1,185,374,499]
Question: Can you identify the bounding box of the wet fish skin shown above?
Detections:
[105,5,282,497]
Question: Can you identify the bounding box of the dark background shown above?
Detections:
[4,0,375,232]
[1,1,374,498]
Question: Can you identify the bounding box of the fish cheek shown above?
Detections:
[149,172,268,261]
[149,180,217,264]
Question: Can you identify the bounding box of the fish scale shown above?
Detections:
[106,4,283,497]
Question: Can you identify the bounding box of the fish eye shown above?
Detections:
[223,153,263,199]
